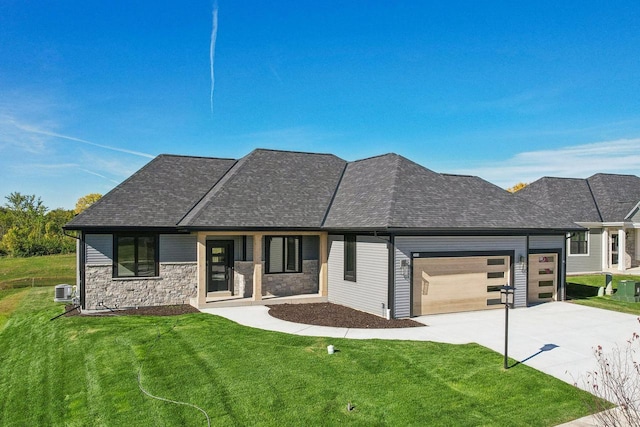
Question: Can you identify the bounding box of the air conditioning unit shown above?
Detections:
[54,284,72,302]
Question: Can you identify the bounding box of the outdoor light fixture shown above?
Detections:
[500,285,515,369]
[401,259,410,280]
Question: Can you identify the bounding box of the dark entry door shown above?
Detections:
[207,241,234,293]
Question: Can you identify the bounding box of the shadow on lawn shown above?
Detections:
[566,282,600,300]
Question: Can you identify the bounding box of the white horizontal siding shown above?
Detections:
[85,234,112,264]
[159,234,196,263]
[328,235,389,317]
[394,236,528,318]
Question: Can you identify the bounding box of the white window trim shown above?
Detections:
[568,230,590,257]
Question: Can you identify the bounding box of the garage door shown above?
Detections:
[528,253,557,304]
[412,255,511,315]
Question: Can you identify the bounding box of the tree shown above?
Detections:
[0,192,75,257]
[74,193,102,215]
[507,182,528,193]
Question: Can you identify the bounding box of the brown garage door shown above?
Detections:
[412,255,511,315]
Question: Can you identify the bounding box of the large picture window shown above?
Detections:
[344,234,356,281]
[569,231,588,255]
[114,234,158,277]
[266,236,301,273]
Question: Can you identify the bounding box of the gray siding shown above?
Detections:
[630,207,640,222]
[328,235,389,317]
[394,236,527,318]
[529,235,564,250]
[159,234,196,263]
[85,234,112,264]
[567,228,603,274]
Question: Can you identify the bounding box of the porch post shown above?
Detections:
[319,232,328,297]
[252,233,263,301]
[619,228,627,271]
[197,232,207,307]
[602,228,609,270]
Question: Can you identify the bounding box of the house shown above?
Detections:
[65,149,581,318]
[515,173,640,274]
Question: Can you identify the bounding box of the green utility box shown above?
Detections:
[612,280,640,302]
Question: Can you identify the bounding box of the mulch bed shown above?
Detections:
[62,302,424,329]
[267,302,425,329]
[64,304,199,317]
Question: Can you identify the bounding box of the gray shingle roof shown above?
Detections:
[587,173,640,222]
[325,154,580,230]
[66,148,582,232]
[515,177,601,222]
[66,155,237,228]
[178,149,346,228]
[516,173,640,223]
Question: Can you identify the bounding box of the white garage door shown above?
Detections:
[412,255,511,315]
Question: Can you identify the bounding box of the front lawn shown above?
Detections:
[567,273,640,315]
[0,287,600,426]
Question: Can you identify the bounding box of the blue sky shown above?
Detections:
[1,1,639,210]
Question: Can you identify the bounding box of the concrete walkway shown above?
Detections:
[202,302,640,425]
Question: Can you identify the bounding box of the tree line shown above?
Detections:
[0,192,101,257]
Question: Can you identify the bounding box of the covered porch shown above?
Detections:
[190,231,329,309]
[601,226,639,272]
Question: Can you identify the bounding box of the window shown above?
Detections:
[266,236,301,273]
[569,231,588,255]
[114,234,158,277]
[344,234,356,282]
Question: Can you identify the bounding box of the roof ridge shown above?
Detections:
[585,179,604,222]
[320,162,349,227]
[177,157,245,226]
[157,153,236,161]
[385,155,403,227]
[248,147,340,158]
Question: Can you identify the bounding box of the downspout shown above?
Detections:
[525,234,530,307]
[386,235,395,319]
[562,233,568,301]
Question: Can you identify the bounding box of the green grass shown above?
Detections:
[567,273,640,315]
[0,287,601,426]
[0,254,75,289]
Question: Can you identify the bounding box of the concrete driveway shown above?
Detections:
[202,301,640,391]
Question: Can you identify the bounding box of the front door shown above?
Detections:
[207,240,234,294]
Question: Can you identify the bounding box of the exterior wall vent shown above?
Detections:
[54,284,72,302]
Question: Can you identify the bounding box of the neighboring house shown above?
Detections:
[65,149,581,318]
[516,173,640,274]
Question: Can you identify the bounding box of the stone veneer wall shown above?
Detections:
[84,262,197,310]
[234,261,254,298]
[263,260,319,296]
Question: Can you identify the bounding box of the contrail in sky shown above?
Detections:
[210,2,218,116]
[14,122,155,158]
